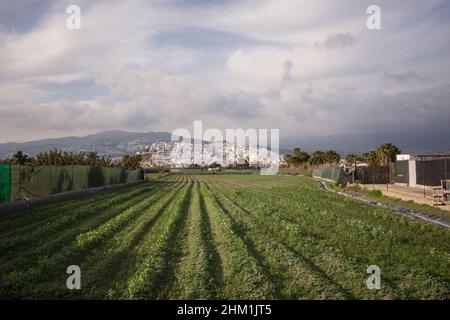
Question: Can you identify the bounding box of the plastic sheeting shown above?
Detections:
[5,165,143,202]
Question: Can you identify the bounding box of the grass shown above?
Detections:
[144,172,168,181]
[0,175,449,299]
[369,189,383,198]
[345,184,450,221]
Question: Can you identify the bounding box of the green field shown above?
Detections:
[0,175,449,299]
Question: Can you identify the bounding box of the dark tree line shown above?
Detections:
[284,142,401,167]
[284,148,340,166]
[4,149,143,170]
[346,143,401,166]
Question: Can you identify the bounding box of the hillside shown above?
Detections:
[0,131,171,159]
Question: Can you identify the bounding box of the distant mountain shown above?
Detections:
[0,130,172,159]
[1,127,448,160]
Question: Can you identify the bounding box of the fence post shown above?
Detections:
[50,165,52,194]
[422,156,426,198]
[18,164,21,200]
[445,158,447,180]
[386,164,389,191]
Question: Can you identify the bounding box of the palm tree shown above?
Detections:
[99,156,113,167]
[86,152,99,166]
[11,151,32,165]
[345,153,357,165]
[323,150,340,164]
[75,151,87,165]
[363,150,379,165]
[377,143,401,165]
[308,151,324,166]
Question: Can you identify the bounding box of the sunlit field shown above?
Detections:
[0,175,449,299]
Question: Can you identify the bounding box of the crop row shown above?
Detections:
[1,174,449,299]
[200,175,450,299]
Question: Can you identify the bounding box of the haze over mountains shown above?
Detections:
[0,129,448,160]
[0,131,171,159]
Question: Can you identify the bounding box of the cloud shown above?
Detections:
[282,59,294,80]
[0,0,450,146]
[315,33,357,49]
[383,70,420,82]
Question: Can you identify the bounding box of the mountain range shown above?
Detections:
[0,128,448,160]
[0,131,171,159]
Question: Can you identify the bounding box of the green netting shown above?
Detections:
[223,169,257,174]
[277,167,311,175]
[110,168,124,184]
[0,164,11,204]
[314,166,343,184]
[170,168,208,174]
[127,169,144,182]
[72,166,90,189]
[8,165,143,202]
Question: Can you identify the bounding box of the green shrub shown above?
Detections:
[369,189,383,197]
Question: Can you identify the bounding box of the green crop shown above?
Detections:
[0,174,448,299]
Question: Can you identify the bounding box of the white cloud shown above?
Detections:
[0,0,450,144]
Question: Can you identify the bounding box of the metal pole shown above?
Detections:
[18,164,20,200]
[445,158,447,180]
[386,164,389,191]
[372,167,375,189]
[423,156,426,198]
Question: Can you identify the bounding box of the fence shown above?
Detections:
[277,167,312,176]
[0,164,11,204]
[394,160,409,184]
[313,166,345,185]
[0,164,144,204]
[416,158,449,186]
[355,165,393,185]
[394,156,449,188]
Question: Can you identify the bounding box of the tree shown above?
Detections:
[117,154,143,170]
[308,151,324,166]
[345,154,357,165]
[363,150,379,165]
[86,152,100,166]
[292,148,310,163]
[209,162,221,168]
[10,151,32,165]
[7,148,142,170]
[308,150,340,166]
[283,154,293,164]
[376,142,401,165]
[98,156,113,167]
[323,150,340,164]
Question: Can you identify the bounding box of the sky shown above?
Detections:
[0,0,450,144]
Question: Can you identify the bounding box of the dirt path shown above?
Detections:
[317,180,450,229]
[362,184,450,212]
